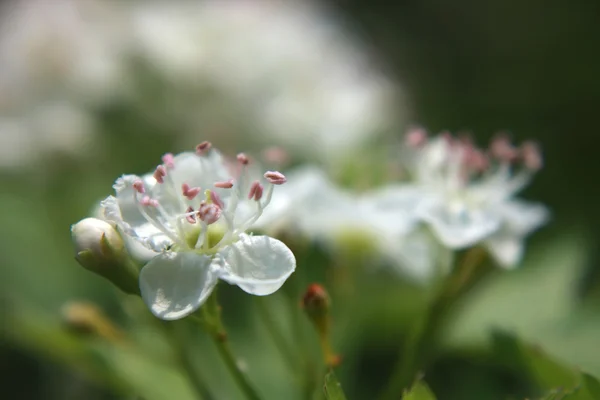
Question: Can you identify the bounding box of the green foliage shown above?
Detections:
[324,370,347,400]
[402,380,437,400]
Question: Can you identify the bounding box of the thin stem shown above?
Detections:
[161,321,212,400]
[379,247,489,400]
[254,296,299,373]
[199,288,263,400]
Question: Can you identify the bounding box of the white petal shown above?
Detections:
[485,235,524,268]
[418,197,501,249]
[139,252,220,320]
[101,175,172,252]
[360,184,424,235]
[498,200,550,235]
[219,234,296,296]
[380,230,440,283]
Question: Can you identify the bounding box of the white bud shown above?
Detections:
[71,217,124,258]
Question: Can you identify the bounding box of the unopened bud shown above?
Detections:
[302,283,340,367]
[71,218,139,295]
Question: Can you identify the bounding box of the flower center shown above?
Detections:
[130,143,288,255]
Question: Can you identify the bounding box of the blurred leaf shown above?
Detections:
[402,379,437,400]
[491,332,600,400]
[324,370,347,400]
[445,230,600,377]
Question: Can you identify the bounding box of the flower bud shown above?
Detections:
[72,218,124,259]
[71,218,139,295]
[302,283,341,367]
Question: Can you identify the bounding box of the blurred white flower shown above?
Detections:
[402,130,549,267]
[0,0,130,168]
[255,167,437,282]
[100,143,295,320]
[129,0,400,162]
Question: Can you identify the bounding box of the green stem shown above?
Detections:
[199,288,263,400]
[254,296,299,373]
[379,247,488,400]
[161,321,212,400]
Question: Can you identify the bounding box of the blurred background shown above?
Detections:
[1,0,598,399]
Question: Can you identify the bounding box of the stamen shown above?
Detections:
[521,141,543,170]
[214,179,234,189]
[198,202,221,225]
[262,146,290,165]
[248,180,264,201]
[490,134,518,162]
[185,206,196,224]
[196,141,212,155]
[141,196,159,208]
[210,190,225,209]
[153,165,166,183]
[133,179,145,194]
[405,128,428,148]
[237,153,250,165]
[182,183,201,200]
[162,153,175,169]
[264,171,287,185]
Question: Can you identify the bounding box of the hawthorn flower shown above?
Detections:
[100,143,295,320]
[403,130,549,267]
[255,167,438,282]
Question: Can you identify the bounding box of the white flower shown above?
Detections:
[100,143,295,320]
[403,130,549,267]
[255,167,437,282]
[128,0,400,162]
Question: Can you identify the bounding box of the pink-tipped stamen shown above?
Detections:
[153,165,166,183]
[490,134,518,162]
[214,179,234,189]
[210,190,225,209]
[262,146,290,165]
[141,196,159,207]
[237,153,250,165]
[264,171,287,185]
[196,141,212,155]
[185,206,196,223]
[133,180,145,194]
[198,202,221,225]
[182,183,201,200]
[248,180,264,201]
[162,153,175,169]
[521,141,543,170]
[405,128,428,148]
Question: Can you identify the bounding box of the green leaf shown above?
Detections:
[402,379,437,400]
[324,370,347,400]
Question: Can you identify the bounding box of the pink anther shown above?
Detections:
[490,134,518,162]
[209,190,225,209]
[236,153,250,165]
[248,180,264,201]
[262,146,290,165]
[214,179,234,189]
[198,202,221,225]
[162,153,175,169]
[185,206,196,224]
[153,165,166,184]
[405,128,428,148]
[181,183,201,200]
[141,196,159,207]
[196,141,212,155]
[264,171,287,185]
[521,141,543,171]
[133,179,145,194]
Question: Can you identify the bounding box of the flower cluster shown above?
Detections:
[254,130,548,281]
[99,143,295,320]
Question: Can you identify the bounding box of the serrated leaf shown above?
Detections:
[324,370,347,400]
[402,380,437,400]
